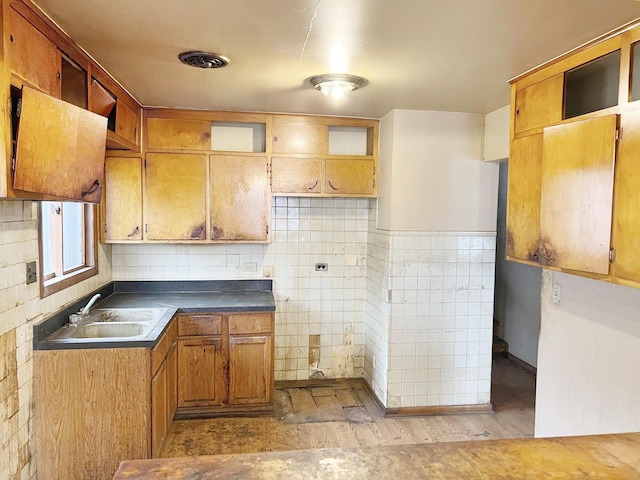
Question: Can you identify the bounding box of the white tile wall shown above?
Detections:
[112,197,370,381]
[363,198,495,408]
[0,200,112,480]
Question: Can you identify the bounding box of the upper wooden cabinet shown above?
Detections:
[325,158,375,195]
[272,117,329,155]
[271,157,323,194]
[103,157,142,241]
[506,20,640,288]
[145,153,207,241]
[210,156,270,242]
[8,8,60,97]
[0,0,142,201]
[13,87,107,203]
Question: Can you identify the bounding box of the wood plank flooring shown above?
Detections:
[160,355,535,457]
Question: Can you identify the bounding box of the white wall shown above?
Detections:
[377,109,499,232]
[535,270,640,437]
[484,105,510,162]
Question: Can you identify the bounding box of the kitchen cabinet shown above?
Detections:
[271,157,323,194]
[144,153,207,240]
[147,117,212,151]
[150,319,178,457]
[325,158,375,195]
[210,155,270,241]
[505,134,542,264]
[176,312,274,416]
[13,86,107,203]
[103,156,143,241]
[505,22,640,288]
[8,7,60,97]
[34,317,178,479]
[272,117,329,155]
[538,115,617,274]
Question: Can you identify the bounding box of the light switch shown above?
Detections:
[26,261,37,284]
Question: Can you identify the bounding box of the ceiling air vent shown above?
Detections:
[178,51,229,69]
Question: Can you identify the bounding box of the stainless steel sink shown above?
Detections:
[44,307,172,343]
[71,322,152,339]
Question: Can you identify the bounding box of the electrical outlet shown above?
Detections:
[26,261,37,284]
[315,263,328,271]
[552,283,561,305]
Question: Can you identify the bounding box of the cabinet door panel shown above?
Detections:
[272,120,328,155]
[229,313,272,335]
[613,110,640,282]
[540,115,617,274]
[325,159,375,195]
[151,360,167,457]
[116,101,139,145]
[9,8,60,97]
[271,157,323,193]
[104,157,142,241]
[229,336,272,405]
[145,153,207,240]
[514,75,563,134]
[506,134,543,263]
[167,341,178,422]
[14,87,107,202]
[178,337,226,407]
[210,156,269,241]
[147,118,211,150]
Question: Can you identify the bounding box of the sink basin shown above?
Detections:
[72,322,152,339]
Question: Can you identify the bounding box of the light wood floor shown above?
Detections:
[161,355,535,457]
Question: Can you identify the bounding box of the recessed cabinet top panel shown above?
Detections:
[147,118,212,150]
[564,50,620,119]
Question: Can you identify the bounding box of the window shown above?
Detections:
[39,201,98,297]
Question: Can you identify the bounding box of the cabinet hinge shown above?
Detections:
[144,158,147,168]
[145,224,148,233]
[609,248,615,263]
[10,156,15,172]
[616,128,621,142]
[266,225,269,235]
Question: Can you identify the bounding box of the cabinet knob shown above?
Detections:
[56,72,61,79]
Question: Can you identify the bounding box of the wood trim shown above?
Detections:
[507,354,537,376]
[510,20,638,84]
[384,403,494,417]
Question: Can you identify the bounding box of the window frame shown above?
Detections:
[38,201,98,298]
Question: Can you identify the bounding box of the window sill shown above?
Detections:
[41,265,98,298]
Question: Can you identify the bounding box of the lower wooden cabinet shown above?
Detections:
[178,337,226,407]
[176,311,274,415]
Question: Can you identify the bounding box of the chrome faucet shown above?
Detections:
[81,294,102,315]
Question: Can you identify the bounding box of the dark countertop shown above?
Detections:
[113,432,640,479]
[34,280,275,351]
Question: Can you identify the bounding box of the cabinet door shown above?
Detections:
[166,340,178,422]
[514,75,563,134]
[151,359,167,457]
[9,8,61,97]
[272,119,329,155]
[116,102,139,145]
[506,134,543,263]
[103,157,142,241]
[14,86,107,203]
[210,156,269,241]
[145,153,207,240]
[178,337,226,407]
[540,115,617,273]
[229,336,272,405]
[612,110,640,283]
[325,158,375,196]
[271,157,323,194]
[147,118,211,150]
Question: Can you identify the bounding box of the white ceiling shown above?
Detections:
[34,0,640,118]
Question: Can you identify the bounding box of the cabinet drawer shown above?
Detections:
[229,313,272,335]
[151,319,177,375]
[178,314,222,336]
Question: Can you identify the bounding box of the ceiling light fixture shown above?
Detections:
[309,74,367,100]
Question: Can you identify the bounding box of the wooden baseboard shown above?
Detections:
[361,378,493,417]
[507,353,537,375]
[175,404,274,420]
[275,377,367,389]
